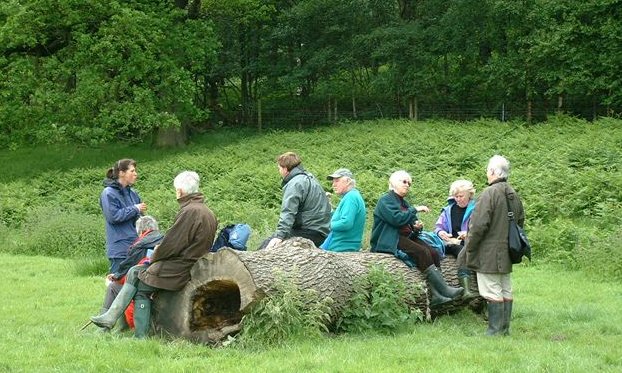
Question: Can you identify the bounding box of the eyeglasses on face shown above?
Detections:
[401,180,412,186]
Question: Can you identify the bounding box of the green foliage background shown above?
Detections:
[0,117,621,280]
[1,0,621,146]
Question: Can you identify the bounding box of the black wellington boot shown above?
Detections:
[486,301,504,336]
[502,300,513,336]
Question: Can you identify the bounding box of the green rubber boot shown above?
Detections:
[428,285,452,307]
[133,298,152,339]
[90,283,137,330]
[458,276,477,299]
[425,265,464,299]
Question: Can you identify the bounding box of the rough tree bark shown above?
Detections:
[152,237,482,344]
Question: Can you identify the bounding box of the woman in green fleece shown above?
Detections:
[370,170,463,306]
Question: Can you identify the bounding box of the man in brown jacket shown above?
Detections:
[465,155,525,336]
[90,171,218,338]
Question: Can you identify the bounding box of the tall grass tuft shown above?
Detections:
[8,207,104,258]
[235,269,333,349]
[71,256,110,277]
[336,264,423,334]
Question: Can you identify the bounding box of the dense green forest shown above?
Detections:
[1,0,621,147]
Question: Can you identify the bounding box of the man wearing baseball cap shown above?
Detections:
[320,168,367,252]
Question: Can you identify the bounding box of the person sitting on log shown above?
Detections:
[434,179,478,299]
[261,152,332,249]
[319,168,366,252]
[370,170,463,307]
[94,215,163,332]
[87,171,218,338]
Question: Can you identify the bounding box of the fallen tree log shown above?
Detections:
[152,237,482,343]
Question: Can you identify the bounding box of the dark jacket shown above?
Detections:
[465,179,525,274]
[100,178,142,259]
[275,166,331,239]
[370,190,419,255]
[111,230,163,280]
[139,193,218,291]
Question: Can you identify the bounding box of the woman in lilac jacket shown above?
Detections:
[434,179,476,297]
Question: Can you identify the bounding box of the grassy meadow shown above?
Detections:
[1,254,621,371]
[0,116,621,371]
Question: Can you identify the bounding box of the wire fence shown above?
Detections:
[227,99,621,129]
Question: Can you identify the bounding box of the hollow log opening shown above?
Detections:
[190,280,243,331]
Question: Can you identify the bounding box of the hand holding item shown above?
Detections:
[135,202,148,214]
[438,230,451,241]
[265,237,283,250]
[416,205,430,213]
[457,230,467,240]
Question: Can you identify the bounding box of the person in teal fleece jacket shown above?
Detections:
[320,168,366,252]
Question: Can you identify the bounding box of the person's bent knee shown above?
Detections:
[125,265,147,286]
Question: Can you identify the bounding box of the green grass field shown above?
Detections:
[1,117,621,371]
[1,253,620,372]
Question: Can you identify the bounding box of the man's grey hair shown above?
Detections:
[343,176,356,188]
[136,215,159,234]
[174,171,200,194]
[388,170,411,191]
[487,155,510,179]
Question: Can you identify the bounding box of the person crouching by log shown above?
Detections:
[95,215,163,332]
[261,152,332,250]
[319,168,366,252]
[87,171,218,338]
[370,170,464,307]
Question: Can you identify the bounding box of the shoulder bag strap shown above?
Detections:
[505,190,515,221]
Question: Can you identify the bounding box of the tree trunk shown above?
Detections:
[152,237,481,344]
[257,98,262,132]
[414,97,418,121]
[154,125,187,148]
